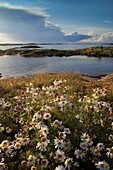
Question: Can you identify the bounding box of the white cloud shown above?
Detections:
[80,32,113,43]
[0,3,91,43]
[98,32,113,43]
[0,33,13,43]
[0,2,48,17]
[103,20,112,23]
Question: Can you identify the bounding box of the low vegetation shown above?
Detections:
[0,46,113,57]
[0,73,113,170]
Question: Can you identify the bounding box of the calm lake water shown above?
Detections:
[0,55,113,78]
[0,43,113,78]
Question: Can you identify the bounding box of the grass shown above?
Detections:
[0,72,113,170]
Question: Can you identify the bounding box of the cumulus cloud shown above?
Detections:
[80,31,113,43]
[97,32,113,43]
[0,3,91,43]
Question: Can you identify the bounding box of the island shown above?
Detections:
[0,46,113,58]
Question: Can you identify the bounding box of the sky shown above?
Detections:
[0,0,113,43]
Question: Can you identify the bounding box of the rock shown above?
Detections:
[101,73,113,81]
[20,45,41,49]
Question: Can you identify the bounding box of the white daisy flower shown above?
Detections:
[65,158,73,170]
[91,147,101,157]
[63,128,71,134]
[95,160,110,170]
[0,126,4,133]
[55,149,65,163]
[20,137,30,146]
[54,138,64,149]
[14,142,21,150]
[43,112,51,120]
[41,159,49,169]
[27,155,36,166]
[55,165,65,170]
[74,149,85,159]
[97,143,104,151]
[0,162,5,170]
[6,127,12,133]
[106,147,113,158]
[80,141,88,150]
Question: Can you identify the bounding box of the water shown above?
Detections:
[0,43,112,50]
[40,43,108,50]
[0,55,113,78]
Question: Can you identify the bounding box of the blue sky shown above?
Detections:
[0,0,113,43]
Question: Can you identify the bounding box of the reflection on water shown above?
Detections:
[0,43,112,50]
[0,55,113,78]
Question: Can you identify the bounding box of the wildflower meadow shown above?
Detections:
[0,73,113,170]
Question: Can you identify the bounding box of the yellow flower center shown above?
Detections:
[41,137,46,142]
[94,148,99,153]
[100,163,104,168]
[22,138,27,142]
[58,153,62,159]
[78,150,82,155]
[42,160,47,165]
[109,148,113,153]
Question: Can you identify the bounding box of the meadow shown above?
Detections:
[0,73,113,170]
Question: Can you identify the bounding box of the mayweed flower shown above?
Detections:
[55,149,65,162]
[39,126,49,137]
[53,80,62,86]
[36,153,43,164]
[54,138,64,149]
[14,142,21,150]
[57,101,67,108]
[64,141,71,151]
[43,112,51,120]
[6,127,12,133]
[41,159,49,169]
[51,119,62,127]
[111,122,113,128]
[108,134,113,141]
[86,138,93,146]
[106,147,113,158]
[97,143,104,151]
[74,162,79,167]
[0,162,5,170]
[81,133,89,141]
[36,137,50,151]
[0,140,9,148]
[58,132,66,139]
[31,166,36,170]
[91,147,101,157]
[65,158,73,170]
[55,165,65,170]
[80,141,88,150]
[74,149,85,159]
[95,160,110,170]
[34,122,42,129]
[0,126,4,133]
[27,155,36,166]
[32,112,42,122]
[63,128,71,134]
[3,145,14,155]
[20,137,30,146]
[21,160,28,167]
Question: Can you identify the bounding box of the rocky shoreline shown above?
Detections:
[0,46,113,58]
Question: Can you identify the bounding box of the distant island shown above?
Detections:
[0,45,113,58]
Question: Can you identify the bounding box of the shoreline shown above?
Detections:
[0,46,113,58]
[1,72,113,81]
